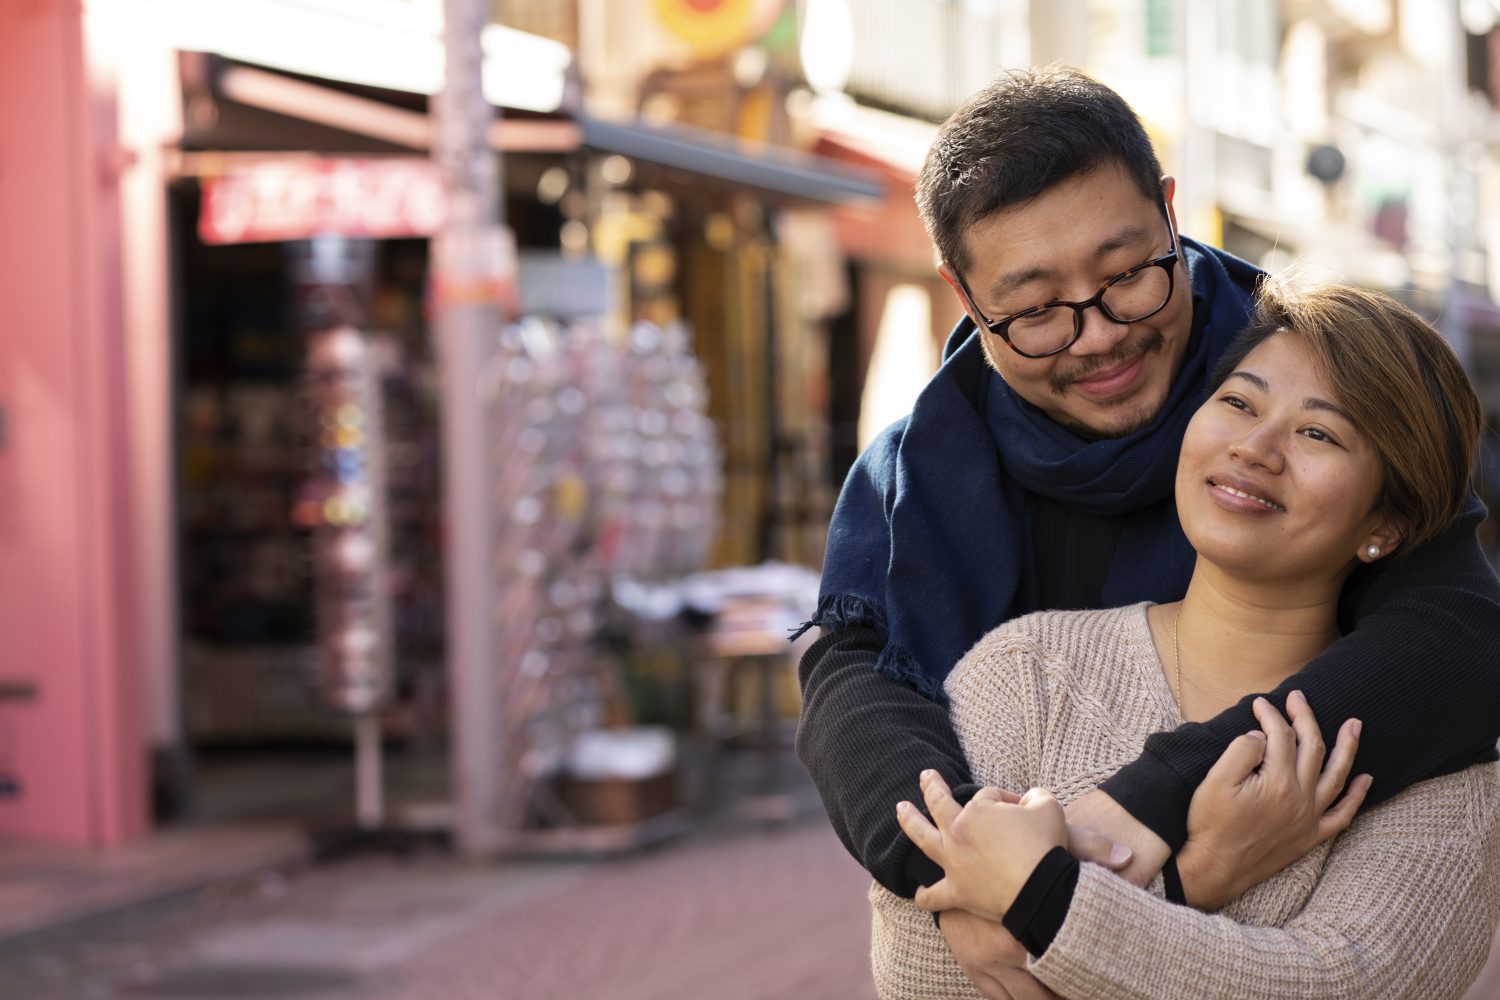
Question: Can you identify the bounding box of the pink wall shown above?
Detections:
[0,3,147,847]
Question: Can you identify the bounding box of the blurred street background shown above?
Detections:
[6,0,1500,996]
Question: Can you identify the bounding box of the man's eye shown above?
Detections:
[1011,305,1065,329]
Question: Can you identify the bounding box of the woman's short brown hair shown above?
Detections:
[1210,280,1481,551]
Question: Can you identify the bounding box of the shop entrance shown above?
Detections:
[165,180,448,829]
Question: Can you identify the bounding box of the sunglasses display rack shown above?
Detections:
[300,325,395,718]
[482,317,721,846]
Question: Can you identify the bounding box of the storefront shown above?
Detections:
[1,0,878,848]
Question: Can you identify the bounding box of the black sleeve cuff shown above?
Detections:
[1161,855,1187,905]
[1098,752,1193,851]
[1001,845,1079,957]
[903,781,985,898]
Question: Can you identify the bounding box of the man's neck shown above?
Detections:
[1172,562,1343,719]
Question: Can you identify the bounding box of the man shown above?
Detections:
[795,67,1500,995]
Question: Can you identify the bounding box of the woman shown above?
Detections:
[873,282,1500,999]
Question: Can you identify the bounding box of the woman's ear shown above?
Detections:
[1359,522,1403,563]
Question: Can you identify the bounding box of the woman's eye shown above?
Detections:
[1301,427,1338,445]
[1219,395,1248,411]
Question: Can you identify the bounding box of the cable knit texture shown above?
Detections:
[870,603,1500,999]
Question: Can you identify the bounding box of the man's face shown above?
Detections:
[942,167,1194,438]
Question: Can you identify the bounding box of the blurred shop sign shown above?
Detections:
[652,0,783,59]
[199,158,444,245]
[518,252,616,320]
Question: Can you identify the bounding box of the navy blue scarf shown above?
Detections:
[797,239,1263,699]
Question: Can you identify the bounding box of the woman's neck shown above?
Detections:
[1167,561,1343,720]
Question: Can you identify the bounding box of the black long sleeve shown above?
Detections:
[1101,496,1500,848]
[795,625,983,897]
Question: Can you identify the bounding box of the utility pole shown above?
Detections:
[433,0,514,858]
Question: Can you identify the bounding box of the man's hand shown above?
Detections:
[938,911,1061,1000]
[1064,789,1170,887]
[1176,691,1371,910]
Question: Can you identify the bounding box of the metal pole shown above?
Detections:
[1441,0,1474,368]
[355,713,385,829]
[434,0,511,858]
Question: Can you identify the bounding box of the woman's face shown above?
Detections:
[1176,333,1396,589]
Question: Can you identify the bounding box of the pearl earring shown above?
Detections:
[1366,544,1381,560]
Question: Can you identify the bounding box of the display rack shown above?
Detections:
[483,316,722,854]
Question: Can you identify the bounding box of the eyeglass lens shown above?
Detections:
[1007,264,1173,356]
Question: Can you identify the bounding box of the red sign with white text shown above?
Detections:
[198,158,446,245]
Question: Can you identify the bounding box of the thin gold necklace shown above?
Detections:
[1171,605,1184,718]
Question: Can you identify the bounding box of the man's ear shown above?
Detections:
[938,263,982,327]
[1161,175,1180,233]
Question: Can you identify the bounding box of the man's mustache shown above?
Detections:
[1050,329,1167,394]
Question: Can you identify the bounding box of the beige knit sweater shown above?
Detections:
[870,603,1500,1000]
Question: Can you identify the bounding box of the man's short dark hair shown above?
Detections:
[916,66,1165,276]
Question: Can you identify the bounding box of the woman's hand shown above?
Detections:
[896,770,1068,923]
[1176,690,1372,910]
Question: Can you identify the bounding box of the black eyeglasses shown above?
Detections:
[954,204,1180,359]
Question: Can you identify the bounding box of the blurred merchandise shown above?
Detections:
[482,315,723,839]
[555,725,678,826]
[300,325,395,715]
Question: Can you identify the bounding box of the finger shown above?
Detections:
[1316,773,1372,841]
[1253,696,1296,776]
[897,800,945,860]
[975,785,1023,806]
[1067,825,1133,870]
[1019,786,1058,809]
[913,878,958,913]
[1202,729,1268,789]
[920,769,963,828]
[1313,718,1361,811]
[1285,690,1327,791]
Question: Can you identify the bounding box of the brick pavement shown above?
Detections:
[0,814,881,1000]
[389,819,879,1000]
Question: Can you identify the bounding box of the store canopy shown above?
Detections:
[163,0,880,206]
[188,61,880,206]
[578,117,881,205]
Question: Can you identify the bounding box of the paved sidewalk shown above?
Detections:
[389,818,877,1000]
[0,809,878,999]
[0,825,308,949]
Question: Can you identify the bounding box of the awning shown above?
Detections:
[189,61,881,206]
[578,117,882,205]
[808,94,938,181]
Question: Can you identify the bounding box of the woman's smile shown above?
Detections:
[1206,476,1286,513]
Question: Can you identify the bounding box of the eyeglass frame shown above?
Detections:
[951,201,1181,360]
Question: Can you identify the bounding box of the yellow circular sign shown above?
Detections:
[653,0,770,59]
